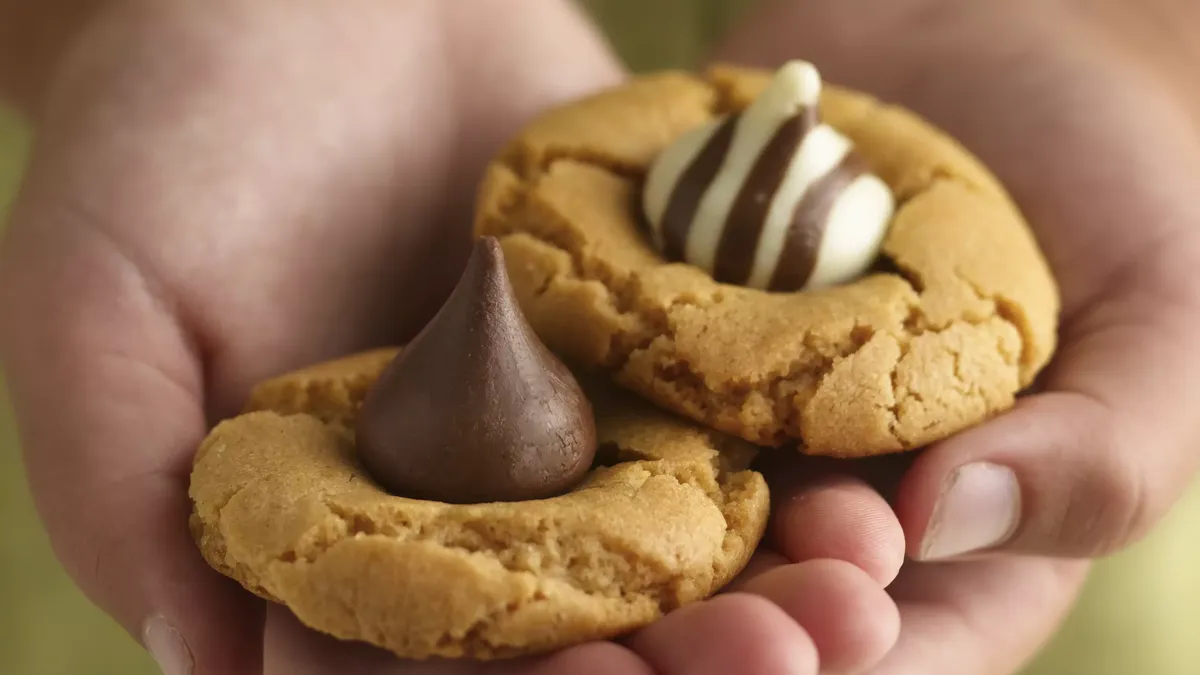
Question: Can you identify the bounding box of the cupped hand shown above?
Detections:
[0,2,906,674]
[719,0,1200,672]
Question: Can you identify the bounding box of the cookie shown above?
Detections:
[474,63,1060,456]
[188,348,769,660]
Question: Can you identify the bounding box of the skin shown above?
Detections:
[717,0,1200,671]
[0,0,1198,674]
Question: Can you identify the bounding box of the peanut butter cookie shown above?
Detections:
[188,348,769,660]
[475,63,1059,456]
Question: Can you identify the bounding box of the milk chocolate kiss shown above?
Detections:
[355,237,597,503]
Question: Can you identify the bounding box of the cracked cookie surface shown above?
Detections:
[475,65,1060,455]
[188,348,769,660]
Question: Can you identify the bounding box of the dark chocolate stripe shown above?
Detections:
[712,107,817,285]
[769,152,869,292]
[658,116,738,262]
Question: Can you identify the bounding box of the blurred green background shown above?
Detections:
[1,1,1198,673]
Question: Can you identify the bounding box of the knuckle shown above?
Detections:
[1062,408,1160,556]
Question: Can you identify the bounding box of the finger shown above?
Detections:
[0,223,263,674]
[727,548,792,584]
[759,452,905,585]
[899,244,1200,560]
[630,593,819,675]
[738,560,900,675]
[875,558,1088,675]
[263,604,652,675]
[0,10,281,669]
[527,642,654,675]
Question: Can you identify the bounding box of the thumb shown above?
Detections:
[899,239,1200,560]
[0,211,262,673]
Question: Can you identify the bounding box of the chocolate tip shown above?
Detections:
[468,235,512,293]
[474,235,504,262]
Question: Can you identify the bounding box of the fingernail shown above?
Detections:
[143,614,194,675]
[918,462,1020,561]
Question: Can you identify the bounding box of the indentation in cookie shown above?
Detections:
[642,61,895,292]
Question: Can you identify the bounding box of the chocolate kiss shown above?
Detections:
[355,237,597,503]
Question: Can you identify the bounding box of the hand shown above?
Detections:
[0,2,906,674]
[717,0,1200,671]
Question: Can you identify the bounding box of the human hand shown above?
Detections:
[717,0,1200,671]
[0,2,908,674]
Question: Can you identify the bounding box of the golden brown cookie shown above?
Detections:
[188,348,769,660]
[474,64,1060,456]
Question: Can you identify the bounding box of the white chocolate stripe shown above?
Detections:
[684,62,823,272]
[642,120,723,249]
[745,125,853,289]
[640,58,896,292]
[805,173,894,289]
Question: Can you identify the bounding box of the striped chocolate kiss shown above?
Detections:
[642,61,896,292]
